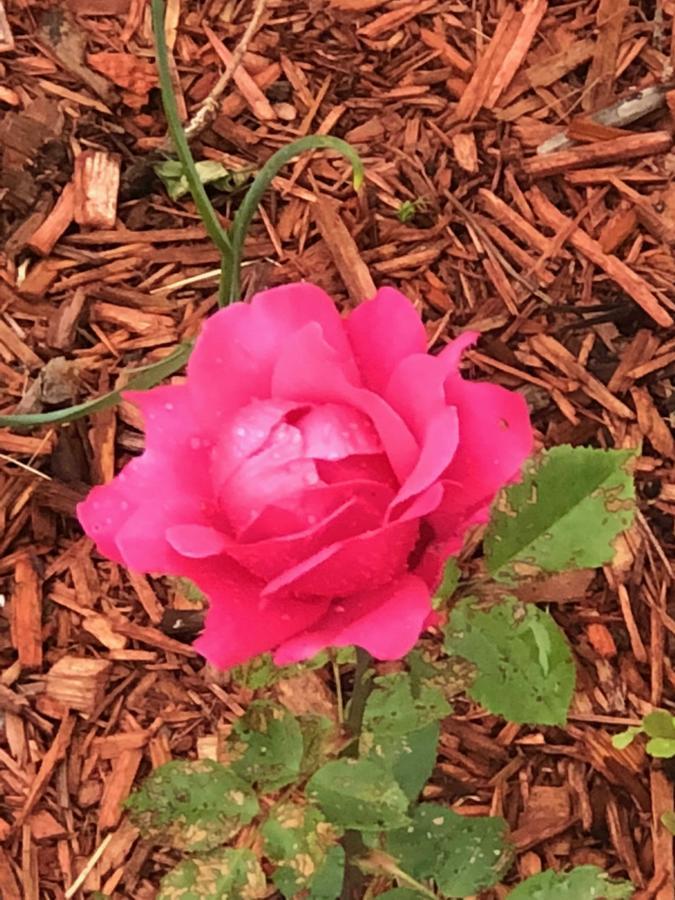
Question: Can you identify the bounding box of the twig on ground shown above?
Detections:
[182,0,268,143]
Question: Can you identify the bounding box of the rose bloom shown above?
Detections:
[78,284,532,668]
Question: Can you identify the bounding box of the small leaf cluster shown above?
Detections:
[613,709,675,758]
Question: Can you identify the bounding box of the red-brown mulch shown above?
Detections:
[1,0,675,897]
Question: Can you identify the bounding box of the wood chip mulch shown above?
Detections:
[1,1,675,897]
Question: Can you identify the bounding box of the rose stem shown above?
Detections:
[339,646,375,900]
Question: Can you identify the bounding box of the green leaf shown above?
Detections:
[158,848,267,900]
[362,672,450,739]
[387,803,512,897]
[298,714,339,778]
[407,649,473,703]
[444,597,575,726]
[645,737,675,758]
[383,722,440,802]
[230,647,355,690]
[227,701,304,792]
[0,342,192,428]
[359,672,447,801]
[661,811,675,835]
[508,865,633,899]
[643,710,675,739]
[155,159,251,201]
[433,557,460,607]
[262,801,344,899]
[377,891,426,900]
[126,759,258,852]
[485,446,636,580]
[612,726,642,750]
[307,759,411,831]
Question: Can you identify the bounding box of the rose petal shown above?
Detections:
[193,565,331,669]
[298,403,381,460]
[187,283,356,436]
[239,478,394,542]
[391,406,459,508]
[211,398,301,486]
[166,524,229,558]
[114,494,214,575]
[216,420,318,535]
[262,518,419,598]
[345,287,427,393]
[274,573,432,664]
[272,322,418,481]
[429,378,533,536]
[228,488,388,581]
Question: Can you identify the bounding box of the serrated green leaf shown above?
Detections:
[227,701,304,791]
[157,848,267,899]
[642,710,675,739]
[508,865,633,899]
[262,801,344,899]
[298,714,339,778]
[387,803,512,897]
[126,759,258,852]
[433,557,460,608]
[444,597,575,726]
[407,649,473,703]
[612,727,642,750]
[307,759,411,831]
[485,446,636,580]
[362,672,451,739]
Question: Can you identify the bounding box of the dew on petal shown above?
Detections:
[190,437,202,450]
[164,402,174,411]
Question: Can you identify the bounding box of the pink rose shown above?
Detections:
[78,284,532,668]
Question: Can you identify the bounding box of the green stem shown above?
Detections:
[340,646,374,900]
[151,0,231,260]
[221,135,364,306]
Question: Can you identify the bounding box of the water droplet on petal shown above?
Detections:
[335,604,345,613]
[190,437,201,450]
[234,426,246,437]
[164,402,174,411]
[120,500,129,511]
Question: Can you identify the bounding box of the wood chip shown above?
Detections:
[73,151,121,229]
[312,194,375,302]
[11,555,42,670]
[45,656,113,714]
[523,132,673,177]
[529,187,674,327]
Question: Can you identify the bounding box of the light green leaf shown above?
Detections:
[126,759,258,852]
[508,865,633,898]
[0,342,192,428]
[157,848,267,899]
[612,727,642,750]
[407,649,473,703]
[444,597,575,726]
[262,801,344,899]
[661,811,675,834]
[230,647,355,690]
[642,710,675,739]
[386,803,512,897]
[228,701,304,792]
[362,672,451,739]
[307,759,410,832]
[155,159,252,201]
[645,737,675,758]
[485,446,635,580]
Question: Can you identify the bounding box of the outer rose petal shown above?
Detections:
[194,565,331,669]
[392,406,459,508]
[78,384,213,564]
[187,283,357,435]
[274,573,432,663]
[272,322,419,481]
[345,287,427,393]
[431,378,533,532]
